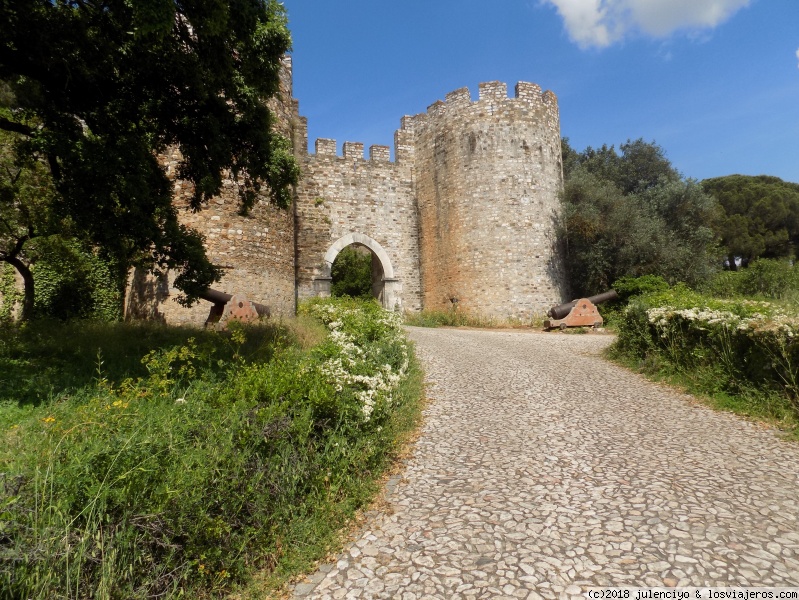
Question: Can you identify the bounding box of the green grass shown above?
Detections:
[404,309,545,329]
[0,319,292,407]
[0,299,424,598]
[607,347,799,441]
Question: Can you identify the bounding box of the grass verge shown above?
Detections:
[404,309,544,329]
[606,347,799,441]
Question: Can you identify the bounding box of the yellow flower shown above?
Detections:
[42,416,56,424]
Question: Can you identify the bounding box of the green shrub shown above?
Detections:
[738,258,798,299]
[698,269,745,298]
[0,298,422,598]
[29,237,123,321]
[612,274,670,300]
[699,259,799,301]
[612,287,799,428]
[330,246,373,299]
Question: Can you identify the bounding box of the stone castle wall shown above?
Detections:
[407,82,566,319]
[124,148,296,325]
[293,136,421,312]
[124,59,299,325]
[125,58,566,325]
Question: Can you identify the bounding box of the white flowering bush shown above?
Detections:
[614,284,799,415]
[299,298,411,423]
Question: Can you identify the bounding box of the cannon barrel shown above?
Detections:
[547,290,618,320]
[199,288,232,306]
[198,288,270,318]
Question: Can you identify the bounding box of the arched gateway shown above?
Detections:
[312,233,401,310]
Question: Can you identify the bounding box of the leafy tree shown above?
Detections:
[331,246,373,299]
[612,274,670,301]
[559,139,721,297]
[0,0,299,317]
[0,125,60,320]
[562,137,680,194]
[701,175,799,267]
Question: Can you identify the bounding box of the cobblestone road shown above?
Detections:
[294,327,799,599]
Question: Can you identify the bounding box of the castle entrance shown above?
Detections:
[314,233,400,310]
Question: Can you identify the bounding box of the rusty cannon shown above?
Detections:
[199,288,270,328]
[544,290,618,330]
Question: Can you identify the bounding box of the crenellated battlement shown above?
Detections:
[304,80,557,168]
[398,80,558,131]
[310,138,400,165]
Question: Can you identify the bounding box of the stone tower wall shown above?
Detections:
[294,136,422,312]
[408,81,566,320]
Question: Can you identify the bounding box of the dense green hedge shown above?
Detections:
[0,298,422,598]
[612,284,799,424]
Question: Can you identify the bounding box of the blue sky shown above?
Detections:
[280,0,798,184]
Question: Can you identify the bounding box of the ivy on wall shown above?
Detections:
[1,238,123,323]
[0,263,23,322]
[29,237,123,321]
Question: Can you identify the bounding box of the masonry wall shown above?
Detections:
[124,57,567,325]
[125,149,296,325]
[124,59,299,326]
[294,138,422,311]
[408,81,567,320]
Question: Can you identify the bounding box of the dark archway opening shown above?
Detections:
[330,244,384,301]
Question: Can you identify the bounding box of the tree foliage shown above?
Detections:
[559,138,721,298]
[701,175,799,265]
[331,246,373,299]
[0,126,58,319]
[0,0,299,313]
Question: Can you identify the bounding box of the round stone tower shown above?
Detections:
[403,80,566,320]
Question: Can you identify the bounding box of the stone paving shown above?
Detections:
[293,327,799,599]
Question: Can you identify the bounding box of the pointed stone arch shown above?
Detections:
[314,233,400,310]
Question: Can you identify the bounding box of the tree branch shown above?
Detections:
[0,116,34,137]
[47,153,61,181]
[4,232,30,260]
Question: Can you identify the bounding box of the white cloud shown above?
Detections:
[542,0,751,48]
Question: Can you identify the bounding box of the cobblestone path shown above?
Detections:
[294,328,799,599]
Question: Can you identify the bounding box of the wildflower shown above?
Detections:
[42,416,56,424]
